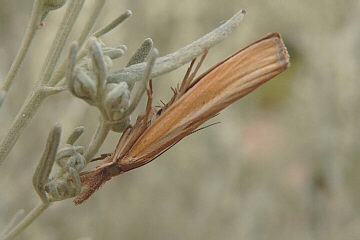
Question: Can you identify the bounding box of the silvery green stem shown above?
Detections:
[0,202,50,240]
[49,0,106,87]
[0,0,85,166]
[108,9,246,84]
[0,0,43,107]
[38,0,85,86]
[0,90,47,165]
[77,0,106,47]
[84,120,110,163]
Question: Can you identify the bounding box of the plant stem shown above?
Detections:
[0,202,50,240]
[107,9,246,84]
[93,9,132,38]
[77,0,106,47]
[0,90,46,165]
[84,120,110,162]
[0,0,85,166]
[0,120,109,239]
[38,0,85,86]
[49,0,106,87]
[0,0,43,107]
[0,210,25,238]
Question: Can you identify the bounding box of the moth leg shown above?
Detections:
[90,153,112,162]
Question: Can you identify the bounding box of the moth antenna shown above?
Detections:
[179,58,196,94]
[191,121,221,134]
[183,49,209,94]
[144,79,153,123]
[188,49,208,83]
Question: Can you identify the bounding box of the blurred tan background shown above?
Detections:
[1,0,360,239]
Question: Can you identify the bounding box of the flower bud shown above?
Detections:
[72,69,96,104]
[104,82,131,120]
[41,0,67,21]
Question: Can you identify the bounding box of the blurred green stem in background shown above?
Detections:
[84,119,110,162]
[0,210,25,239]
[0,202,50,240]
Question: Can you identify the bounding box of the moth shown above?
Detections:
[74,32,290,204]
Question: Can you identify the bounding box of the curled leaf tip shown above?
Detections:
[119,45,128,51]
[144,38,153,44]
[41,0,68,21]
[33,124,62,203]
[152,48,159,59]
[67,126,85,145]
[43,0,67,10]
[127,38,154,68]
[53,124,62,135]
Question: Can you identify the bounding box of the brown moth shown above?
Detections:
[74,32,290,205]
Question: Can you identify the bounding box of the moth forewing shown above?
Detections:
[75,33,289,205]
[119,33,289,168]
